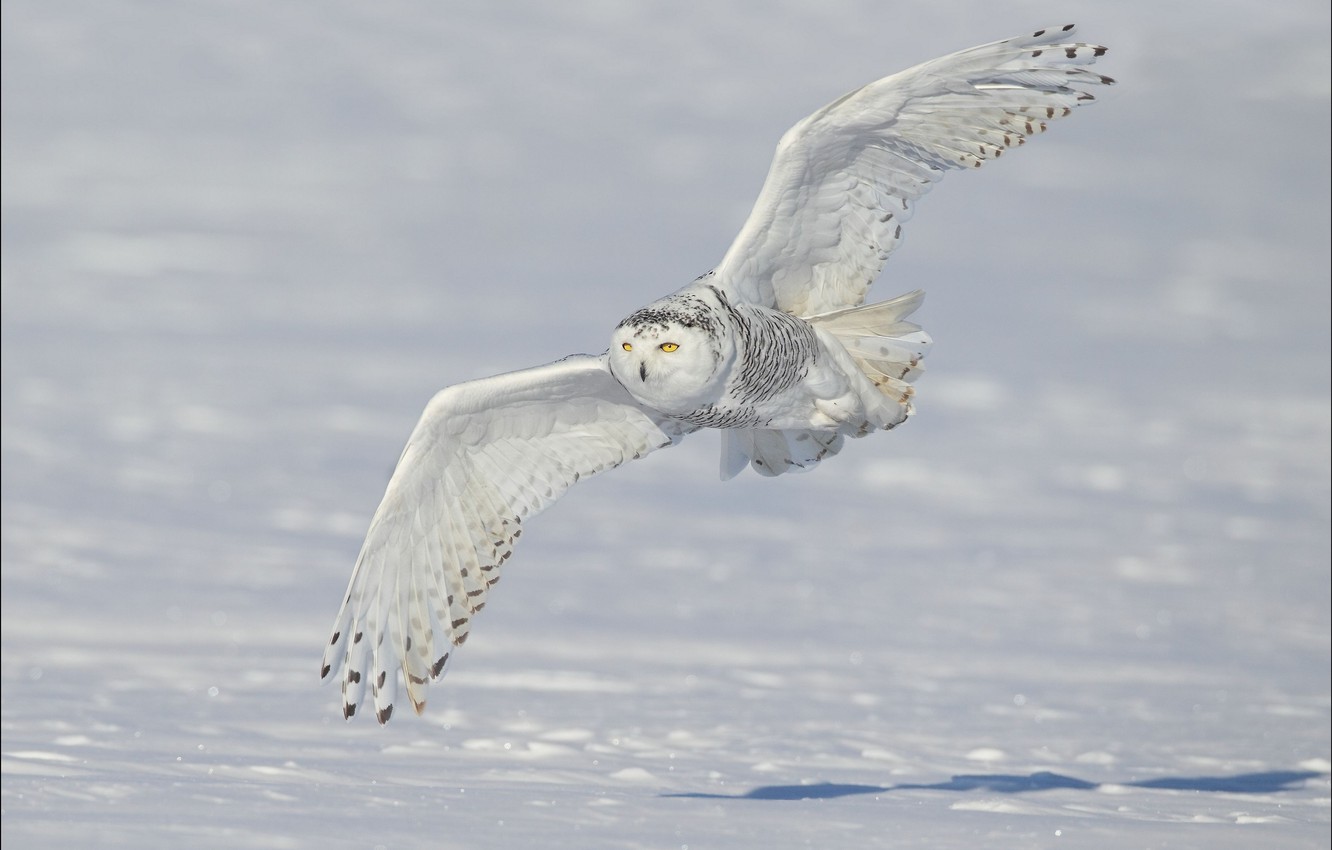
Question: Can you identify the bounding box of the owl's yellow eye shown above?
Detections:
[621,342,633,351]
[659,342,679,353]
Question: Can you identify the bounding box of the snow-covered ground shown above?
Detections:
[3,3,1328,848]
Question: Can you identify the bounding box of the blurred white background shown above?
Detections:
[3,3,1328,848]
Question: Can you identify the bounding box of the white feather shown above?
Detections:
[712,24,1112,317]
[320,354,690,722]
[322,25,1111,723]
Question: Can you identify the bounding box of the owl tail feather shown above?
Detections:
[809,289,931,400]
[720,290,931,480]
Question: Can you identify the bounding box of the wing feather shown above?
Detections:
[321,353,692,722]
[713,24,1112,316]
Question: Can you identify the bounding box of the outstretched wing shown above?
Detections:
[712,24,1113,317]
[320,353,692,723]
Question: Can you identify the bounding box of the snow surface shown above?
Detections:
[3,2,1329,848]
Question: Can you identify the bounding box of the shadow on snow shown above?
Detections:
[664,770,1325,801]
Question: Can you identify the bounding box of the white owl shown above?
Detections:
[322,25,1113,722]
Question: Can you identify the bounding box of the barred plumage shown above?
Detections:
[322,25,1112,722]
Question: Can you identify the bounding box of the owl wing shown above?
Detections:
[320,353,692,723]
[711,24,1112,317]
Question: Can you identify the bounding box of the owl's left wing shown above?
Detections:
[320,353,692,723]
[712,24,1113,317]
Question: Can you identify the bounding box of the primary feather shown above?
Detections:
[713,24,1112,316]
[322,25,1112,722]
[322,356,692,721]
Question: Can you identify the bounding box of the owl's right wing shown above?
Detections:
[320,353,693,723]
[711,24,1112,317]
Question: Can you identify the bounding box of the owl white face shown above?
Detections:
[609,315,730,414]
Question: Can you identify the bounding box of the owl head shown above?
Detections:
[609,291,734,414]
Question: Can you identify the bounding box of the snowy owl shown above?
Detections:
[322,25,1113,723]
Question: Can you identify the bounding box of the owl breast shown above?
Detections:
[677,302,822,428]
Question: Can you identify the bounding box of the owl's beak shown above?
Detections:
[638,362,648,382]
